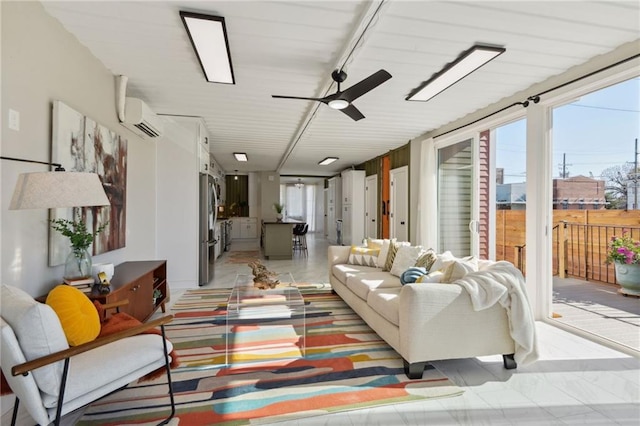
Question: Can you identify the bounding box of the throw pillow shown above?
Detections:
[376,238,396,268]
[383,241,410,271]
[415,270,445,283]
[400,267,428,284]
[347,245,380,267]
[414,249,437,270]
[430,250,456,273]
[390,245,425,277]
[46,285,101,346]
[366,238,384,250]
[442,257,479,283]
[0,284,68,397]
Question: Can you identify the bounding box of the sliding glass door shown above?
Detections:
[437,138,478,256]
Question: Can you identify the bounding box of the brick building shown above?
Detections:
[553,175,606,210]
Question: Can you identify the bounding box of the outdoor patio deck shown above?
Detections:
[552,276,640,352]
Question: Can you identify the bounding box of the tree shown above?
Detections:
[601,163,635,209]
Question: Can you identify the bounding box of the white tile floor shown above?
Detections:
[3,233,639,425]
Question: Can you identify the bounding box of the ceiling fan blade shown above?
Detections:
[272,95,326,102]
[340,104,365,121]
[341,69,392,103]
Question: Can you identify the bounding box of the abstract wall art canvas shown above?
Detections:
[49,101,128,266]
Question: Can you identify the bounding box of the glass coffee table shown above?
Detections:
[225,272,305,365]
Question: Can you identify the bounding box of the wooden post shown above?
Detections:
[558,221,566,279]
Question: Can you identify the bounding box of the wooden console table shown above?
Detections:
[89,260,169,322]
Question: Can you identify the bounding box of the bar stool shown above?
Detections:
[293,223,308,254]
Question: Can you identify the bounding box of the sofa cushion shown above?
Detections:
[332,264,379,284]
[367,288,401,326]
[348,246,380,267]
[346,271,401,300]
[0,284,68,397]
[390,245,424,277]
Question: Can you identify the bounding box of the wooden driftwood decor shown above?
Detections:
[248,260,280,289]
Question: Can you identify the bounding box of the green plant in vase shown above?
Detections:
[51,214,108,280]
[273,202,285,222]
[606,231,640,296]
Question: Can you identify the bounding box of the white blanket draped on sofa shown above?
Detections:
[453,261,539,365]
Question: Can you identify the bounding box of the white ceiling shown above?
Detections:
[41,1,640,177]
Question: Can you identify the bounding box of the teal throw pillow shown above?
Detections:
[400,267,428,285]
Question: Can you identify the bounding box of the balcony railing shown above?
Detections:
[497,210,639,285]
[559,222,639,284]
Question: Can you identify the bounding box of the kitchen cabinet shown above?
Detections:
[230,217,257,239]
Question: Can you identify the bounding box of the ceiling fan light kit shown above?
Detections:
[272,69,392,121]
[319,157,339,166]
[407,44,506,102]
[328,99,349,110]
[180,11,235,84]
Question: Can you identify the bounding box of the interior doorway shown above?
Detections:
[381,156,390,238]
[365,174,378,239]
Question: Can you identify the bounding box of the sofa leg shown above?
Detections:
[403,360,426,379]
[503,354,517,369]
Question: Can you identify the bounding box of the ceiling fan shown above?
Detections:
[272,69,392,121]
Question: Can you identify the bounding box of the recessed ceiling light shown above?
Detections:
[180,11,235,84]
[407,45,505,102]
[233,152,248,162]
[319,157,339,166]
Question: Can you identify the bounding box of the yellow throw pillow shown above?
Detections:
[366,238,383,250]
[46,285,100,346]
[348,245,380,267]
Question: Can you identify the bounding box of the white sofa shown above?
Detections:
[328,245,536,379]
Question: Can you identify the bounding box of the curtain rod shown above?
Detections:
[434,52,640,140]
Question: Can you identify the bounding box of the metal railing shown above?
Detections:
[557,222,639,284]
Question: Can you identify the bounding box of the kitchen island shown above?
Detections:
[261,221,296,260]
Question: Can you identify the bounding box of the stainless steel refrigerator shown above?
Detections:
[199,173,218,286]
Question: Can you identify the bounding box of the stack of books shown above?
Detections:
[63,277,95,294]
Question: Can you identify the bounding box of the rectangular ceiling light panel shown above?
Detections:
[180,11,235,84]
[233,152,248,162]
[407,45,505,102]
[319,157,338,166]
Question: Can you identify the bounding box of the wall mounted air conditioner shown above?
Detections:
[121,97,163,139]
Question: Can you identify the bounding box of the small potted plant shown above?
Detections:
[606,231,640,296]
[51,214,108,280]
[273,202,285,222]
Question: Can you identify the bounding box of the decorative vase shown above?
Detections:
[614,262,640,296]
[64,247,92,280]
[276,213,283,222]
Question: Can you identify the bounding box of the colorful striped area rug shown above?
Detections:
[78,284,463,425]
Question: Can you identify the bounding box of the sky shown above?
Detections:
[496,77,640,184]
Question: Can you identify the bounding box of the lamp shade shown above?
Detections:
[9,172,110,210]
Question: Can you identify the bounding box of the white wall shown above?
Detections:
[155,116,199,288]
[1,1,156,297]
[259,171,281,223]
